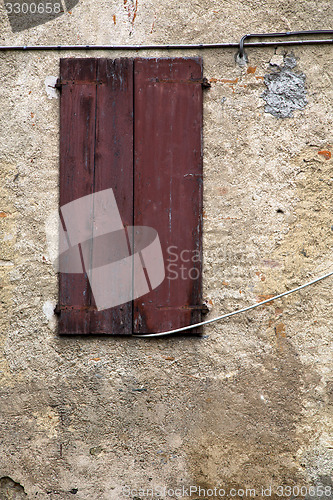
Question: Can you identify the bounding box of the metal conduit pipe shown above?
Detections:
[0,30,332,59]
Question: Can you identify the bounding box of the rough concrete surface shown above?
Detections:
[0,0,332,499]
[262,53,308,118]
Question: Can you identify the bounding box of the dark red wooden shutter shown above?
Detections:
[59,58,133,334]
[133,58,203,334]
[58,57,203,335]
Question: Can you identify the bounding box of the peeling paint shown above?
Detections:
[42,300,57,329]
[44,76,59,99]
[0,260,14,266]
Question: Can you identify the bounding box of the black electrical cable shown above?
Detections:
[0,30,332,53]
[238,29,333,60]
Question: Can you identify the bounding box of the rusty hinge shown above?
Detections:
[151,77,211,88]
[200,302,210,314]
[179,304,211,314]
[55,78,62,91]
[201,77,211,89]
[54,304,97,315]
[55,78,105,90]
[181,304,211,314]
[55,77,211,90]
[54,78,64,92]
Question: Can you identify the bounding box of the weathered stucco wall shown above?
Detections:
[0,1,332,499]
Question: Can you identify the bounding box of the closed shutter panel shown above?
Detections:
[59,58,133,334]
[58,57,203,335]
[133,58,203,334]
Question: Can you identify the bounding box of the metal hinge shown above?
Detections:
[55,76,211,90]
[179,304,211,314]
[201,77,211,89]
[201,302,210,314]
[55,78,106,90]
[152,76,211,88]
[54,304,61,315]
[55,78,63,92]
[55,303,209,315]
[54,304,98,315]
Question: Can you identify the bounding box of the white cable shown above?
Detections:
[133,269,333,338]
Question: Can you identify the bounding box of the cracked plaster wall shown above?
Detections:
[0,1,332,499]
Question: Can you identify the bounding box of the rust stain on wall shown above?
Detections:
[318,150,331,160]
[124,0,138,30]
[257,293,275,304]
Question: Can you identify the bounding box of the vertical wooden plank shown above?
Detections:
[59,58,97,334]
[89,58,133,334]
[59,58,134,334]
[133,58,203,334]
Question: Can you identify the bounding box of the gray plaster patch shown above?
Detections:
[262,53,307,118]
[300,446,333,484]
[292,476,333,500]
